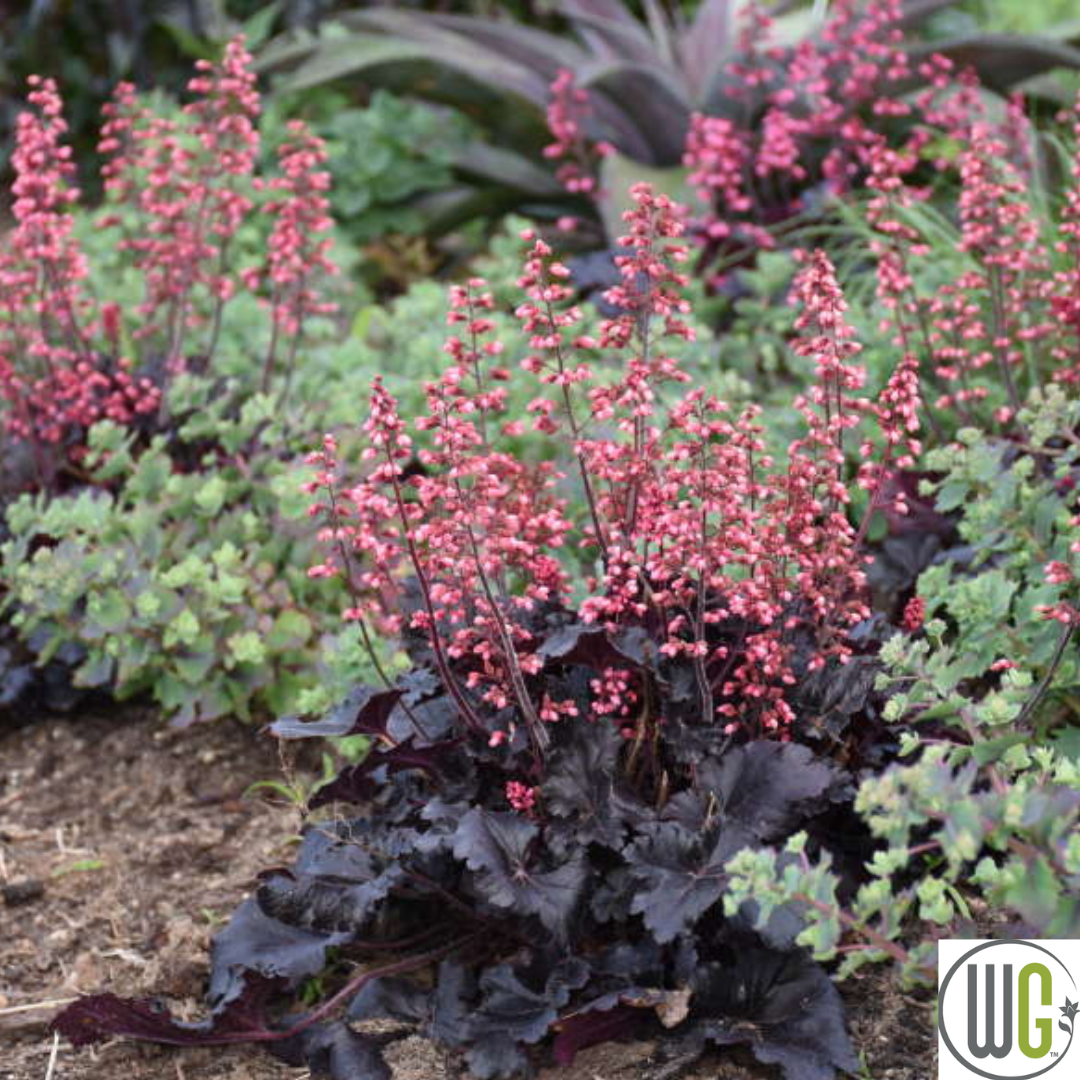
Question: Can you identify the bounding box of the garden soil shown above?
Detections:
[0,710,935,1080]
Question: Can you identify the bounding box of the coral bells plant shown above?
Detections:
[99,38,262,368]
[549,0,918,269]
[0,36,338,492]
[856,99,1080,435]
[56,185,927,1079]
[0,75,160,486]
[304,189,916,745]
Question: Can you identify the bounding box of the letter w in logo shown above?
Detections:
[968,964,1013,1058]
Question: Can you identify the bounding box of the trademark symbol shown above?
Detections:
[1051,1052,1059,1058]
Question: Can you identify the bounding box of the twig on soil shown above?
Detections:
[0,997,78,1017]
[649,1050,705,1080]
[43,1032,59,1080]
[0,789,23,812]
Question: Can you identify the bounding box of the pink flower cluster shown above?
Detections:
[306,184,920,742]
[861,89,1080,424]
[505,781,538,814]
[542,1,916,275]
[0,77,159,483]
[100,38,262,366]
[543,69,612,199]
[247,122,338,392]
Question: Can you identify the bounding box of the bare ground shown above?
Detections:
[0,710,935,1080]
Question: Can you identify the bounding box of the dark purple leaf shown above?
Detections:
[52,977,279,1048]
[348,959,479,1046]
[465,956,590,1073]
[542,721,625,849]
[578,61,690,165]
[348,977,431,1025]
[0,652,34,708]
[626,821,751,942]
[390,694,459,743]
[880,470,955,540]
[710,741,839,843]
[909,34,1080,93]
[293,821,377,878]
[552,1002,640,1065]
[284,15,552,105]
[256,864,404,936]
[310,739,462,809]
[428,960,476,1047]
[589,865,637,924]
[868,534,943,616]
[399,666,441,703]
[659,743,836,841]
[691,943,858,1080]
[271,685,402,740]
[349,6,661,163]
[424,11,587,73]
[445,141,565,196]
[465,1034,529,1079]
[209,899,353,1011]
[557,0,658,65]
[683,0,733,101]
[271,1020,391,1080]
[538,623,651,672]
[453,809,587,936]
[253,821,413,936]
[795,655,881,734]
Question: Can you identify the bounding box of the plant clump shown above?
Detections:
[53,183,926,1080]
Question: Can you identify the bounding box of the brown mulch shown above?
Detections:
[0,709,936,1079]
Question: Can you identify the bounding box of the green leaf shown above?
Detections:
[1053,727,1080,762]
[195,475,228,517]
[267,610,313,651]
[972,732,1029,765]
[165,609,201,649]
[174,652,217,685]
[1001,854,1062,928]
[89,588,132,633]
[53,858,106,876]
[228,631,267,667]
[242,1,281,49]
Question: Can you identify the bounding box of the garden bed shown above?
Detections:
[4,8,1080,1077]
[0,710,934,1080]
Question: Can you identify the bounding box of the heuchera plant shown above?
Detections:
[0,36,337,494]
[542,0,937,273]
[0,75,161,487]
[55,184,927,1079]
[860,99,1080,434]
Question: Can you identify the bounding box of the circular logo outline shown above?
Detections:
[939,939,1076,1080]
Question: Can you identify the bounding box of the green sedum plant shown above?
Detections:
[317,90,473,246]
[4,415,322,724]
